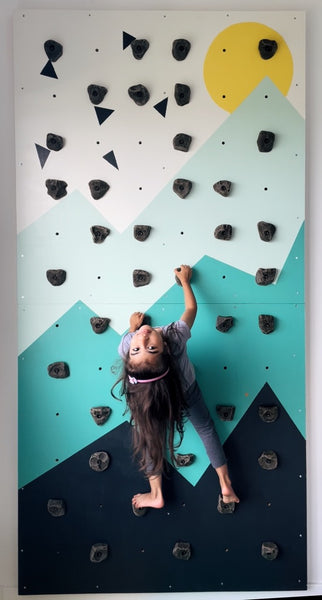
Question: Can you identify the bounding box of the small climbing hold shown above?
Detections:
[216,316,233,333]
[90,543,108,563]
[132,504,148,517]
[213,180,231,197]
[255,268,277,286]
[257,221,276,242]
[128,84,150,106]
[88,179,110,200]
[131,39,149,59]
[214,224,232,240]
[47,362,70,379]
[89,451,110,472]
[45,179,67,200]
[46,133,64,152]
[90,225,110,244]
[216,405,235,421]
[44,39,63,62]
[87,84,108,105]
[47,498,66,517]
[173,178,192,198]
[175,267,182,286]
[134,225,151,241]
[90,317,110,334]
[172,542,191,560]
[90,406,112,426]
[46,269,66,286]
[258,314,275,334]
[172,39,191,61]
[261,541,279,561]
[174,453,195,467]
[258,450,278,470]
[133,269,151,287]
[258,39,278,60]
[257,130,275,152]
[173,133,192,152]
[174,83,191,106]
[217,495,235,514]
[258,405,279,423]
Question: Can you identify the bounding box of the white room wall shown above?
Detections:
[1,1,321,599]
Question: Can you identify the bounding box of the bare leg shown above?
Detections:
[215,464,240,504]
[132,474,165,509]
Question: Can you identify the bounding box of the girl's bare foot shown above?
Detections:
[132,491,164,509]
[216,464,240,504]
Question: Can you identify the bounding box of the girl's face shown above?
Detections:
[129,325,164,366]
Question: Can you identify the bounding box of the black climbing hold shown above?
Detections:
[257,221,276,242]
[258,450,278,470]
[214,224,232,240]
[173,178,192,199]
[35,144,50,169]
[87,84,107,105]
[154,98,168,118]
[128,84,150,106]
[44,39,63,62]
[47,498,66,517]
[173,133,192,152]
[90,543,108,563]
[258,39,278,60]
[257,130,275,152]
[46,269,66,286]
[89,451,110,472]
[172,39,191,61]
[134,225,151,241]
[216,405,235,421]
[47,362,70,379]
[261,541,279,561]
[131,39,149,59]
[174,453,195,467]
[40,61,58,79]
[216,316,233,333]
[255,268,277,286]
[258,405,279,423]
[132,504,148,517]
[46,133,64,152]
[217,494,235,514]
[123,31,136,50]
[103,150,118,169]
[90,317,110,334]
[174,83,191,106]
[90,406,112,426]
[45,179,67,200]
[258,314,275,334]
[133,269,151,287]
[90,225,110,244]
[172,542,191,560]
[95,107,114,125]
[175,267,182,286]
[213,180,232,197]
[88,179,110,200]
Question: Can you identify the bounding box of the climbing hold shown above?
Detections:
[90,317,110,334]
[133,269,151,287]
[258,314,275,334]
[173,178,192,198]
[47,362,70,379]
[89,451,110,472]
[46,269,66,286]
[258,39,278,60]
[216,316,233,333]
[174,83,191,106]
[255,268,277,285]
[172,542,191,560]
[172,39,191,61]
[134,225,151,241]
[132,504,148,517]
[128,84,150,106]
[131,39,149,59]
[45,179,67,200]
[257,221,276,242]
[44,39,63,62]
[175,267,182,286]
[261,541,279,561]
[90,225,110,244]
[90,406,112,426]
[88,179,110,200]
[257,130,275,152]
[174,453,195,467]
[214,224,232,240]
[173,133,192,152]
[90,543,108,563]
[47,498,66,517]
[258,405,279,423]
[258,450,278,470]
[216,405,235,421]
[87,84,107,105]
[46,133,64,152]
[213,180,232,197]
[217,494,235,514]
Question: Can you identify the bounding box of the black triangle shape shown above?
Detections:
[103,150,118,169]
[154,97,168,118]
[40,60,58,79]
[123,31,136,49]
[94,107,115,125]
[35,144,50,169]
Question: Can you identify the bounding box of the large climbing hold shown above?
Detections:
[257,130,275,152]
[128,84,150,106]
[174,453,195,467]
[217,495,235,514]
[45,179,67,200]
[88,179,110,200]
[131,39,149,59]
[44,39,63,62]
[258,314,275,334]
[172,542,191,560]
[258,405,279,423]
[258,39,278,60]
[257,221,276,242]
[47,499,66,517]
[255,268,277,285]
[261,541,279,560]
[46,133,64,151]
[89,451,110,472]
[216,405,235,421]
[87,84,108,105]
[90,406,111,426]
[213,180,232,197]
[258,450,278,470]
[133,269,151,287]
[90,225,110,244]
[46,269,66,286]
[216,316,233,333]
[47,362,70,379]
[214,224,232,240]
[173,178,192,198]
[174,83,191,106]
[90,317,110,334]
[173,133,192,152]
[172,39,191,61]
[90,543,109,563]
[133,225,151,241]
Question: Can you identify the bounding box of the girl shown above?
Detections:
[115,264,239,511]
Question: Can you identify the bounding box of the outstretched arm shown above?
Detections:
[174,265,197,329]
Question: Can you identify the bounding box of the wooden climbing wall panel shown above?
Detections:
[15,10,306,594]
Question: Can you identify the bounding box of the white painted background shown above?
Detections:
[0,0,321,599]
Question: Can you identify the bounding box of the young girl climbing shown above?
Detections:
[115,264,239,511]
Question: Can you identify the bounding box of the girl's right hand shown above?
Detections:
[129,311,145,332]
[174,265,192,285]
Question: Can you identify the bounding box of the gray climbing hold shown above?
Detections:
[134,225,151,241]
[44,39,63,62]
[45,179,67,200]
[258,39,278,60]
[88,179,110,200]
[261,541,279,561]
[255,268,277,285]
[90,317,110,334]
[132,504,148,517]
[131,39,149,59]
[128,84,150,106]
[46,133,64,151]
[46,269,66,286]
[172,39,191,61]
[173,133,192,152]
[216,405,235,421]
[257,130,275,152]
[175,267,182,286]
[90,406,112,426]
[257,221,276,242]
[258,450,278,470]
[90,543,108,563]
[217,494,235,514]
[89,451,110,472]
[133,269,151,287]
[174,453,195,467]
[214,224,232,240]
[174,83,191,106]
[47,498,66,517]
[258,314,275,334]
[213,180,232,197]
[216,316,233,333]
[87,84,107,105]
[172,542,191,560]
[47,362,70,379]
[173,178,192,198]
[90,225,110,244]
[258,405,279,423]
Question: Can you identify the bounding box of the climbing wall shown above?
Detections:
[14,10,306,594]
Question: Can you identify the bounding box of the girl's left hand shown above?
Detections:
[129,311,145,332]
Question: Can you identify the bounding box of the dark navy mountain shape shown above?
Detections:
[154,98,168,117]
[94,107,114,125]
[103,150,118,169]
[35,144,50,168]
[40,60,58,79]
[123,31,136,49]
